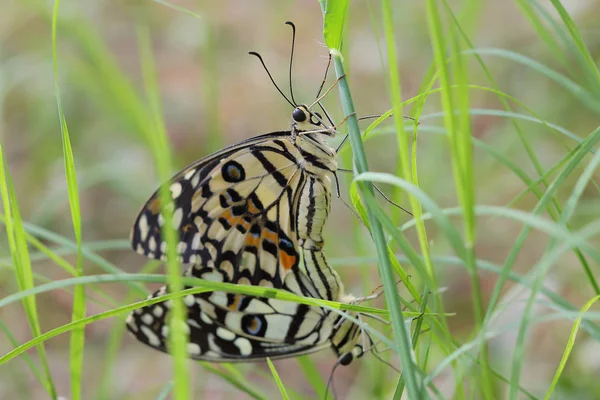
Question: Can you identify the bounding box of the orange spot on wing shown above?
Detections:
[147,198,161,214]
[228,295,241,311]
[247,198,260,214]
[237,219,250,232]
[245,233,260,248]
[248,317,259,331]
[279,250,297,271]
[262,229,278,244]
[220,209,238,226]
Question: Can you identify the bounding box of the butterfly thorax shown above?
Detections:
[290,105,337,176]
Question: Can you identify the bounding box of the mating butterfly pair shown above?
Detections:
[126,103,372,364]
[125,23,375,368]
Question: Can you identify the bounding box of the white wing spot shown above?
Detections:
[161,324,169,337]
[177,241,188,254]
[187,342,201,356]
[170,182,183,199]
[216,327,236,341]
[202,271,224,282]
[140,325,161,347]
[148,236,157,252]
[190,172,200,188]
[141,313,154,325]
[172,208,183,229]
[234,337,252,356]
[184,294,195,307]
[200,312,213,324]
[184,169,196,180]
[205,350,219,358]
[191,233,201,251]
[138,214,149,241]
[125,315,138,332]
[188,318,201,329]
[152,306,164,318]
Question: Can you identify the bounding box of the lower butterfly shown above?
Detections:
[126,103,371,364]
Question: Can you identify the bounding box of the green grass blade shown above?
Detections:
[322,2,423,398]
[425,2,490,396]
[0,155,57,397]
[51,2,86,398]
[320,0,348,51]
[266,358,290,400]
[296,356,327,398]
[544,294,600,399]
[136,24,190,399]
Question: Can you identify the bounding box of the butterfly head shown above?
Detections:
[330,311,368,366]
[291,105,333,137]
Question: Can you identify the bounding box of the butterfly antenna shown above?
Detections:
[335,134,349,153]
[315,53,332,99]
[324,357,342,400]
[362,334,401,373]
[249,51,296,108]
[308,74,344,110]
[317,101,336,128]
[285,21,298,106]
[358,114,418,123]
[332,171,367,227]
[370,347,401,373]
[336,168,413,216]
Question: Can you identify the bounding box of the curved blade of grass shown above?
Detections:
[425,2,491,396]
[199,364,267,400]
[155,382,174,400]
[510,130,600,398]
[544,294,600,399]
[266,358,289,400]
[136,24,189,399]
[0,274,407,366]
[17,222,146,295]
[0,274,389,319]
[0,155,56,396]
[297,356,327,399]
[382,0,439,316]
[349,183,421,311]
[0,319,42,398]
[320,0,348,51]
[51,3,86,398]
[466,48,600,114]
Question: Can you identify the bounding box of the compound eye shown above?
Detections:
[339,352,353,366]
[292,108,307,122]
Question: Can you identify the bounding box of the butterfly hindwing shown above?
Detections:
[126,267,335,361]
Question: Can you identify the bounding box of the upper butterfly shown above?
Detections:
[126,22,370,366]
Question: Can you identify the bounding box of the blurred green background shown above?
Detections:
[2,0,600,399]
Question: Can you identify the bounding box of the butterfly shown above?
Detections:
[125,102,370,365]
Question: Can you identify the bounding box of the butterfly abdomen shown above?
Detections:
[296,175,331,246]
